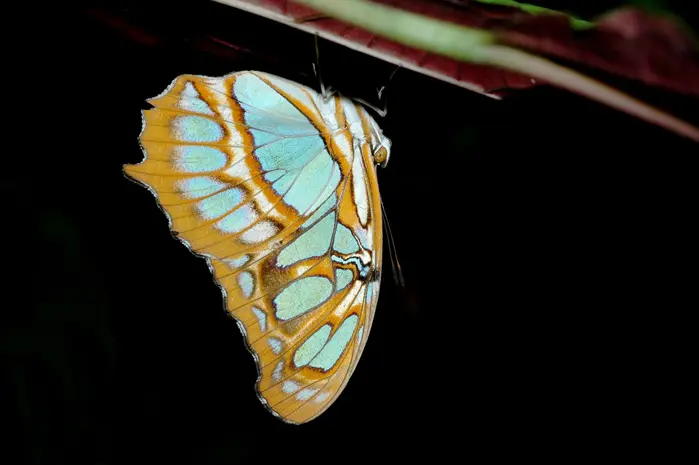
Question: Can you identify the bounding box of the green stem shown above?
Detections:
[473,0,594,29]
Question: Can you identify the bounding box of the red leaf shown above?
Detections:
[214,1,698,98]
[494,7,699,97]
[90,0,699,101]
[213,0,539,97]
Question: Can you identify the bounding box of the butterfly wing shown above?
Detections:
[124,71,383,424]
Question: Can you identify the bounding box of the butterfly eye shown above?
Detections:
[374,147,388,166]
[373,141,391,168]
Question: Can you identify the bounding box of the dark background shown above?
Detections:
[4,1,697,463]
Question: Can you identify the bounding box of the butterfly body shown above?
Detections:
[125,71,389,424]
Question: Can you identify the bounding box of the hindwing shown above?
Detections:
[124,71,383,423]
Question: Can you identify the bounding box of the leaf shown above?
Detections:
[497,7,699,96]
[213,1,698,97]
[464,0,595,29]
[92,1,698,140]
[289,0,699,141]
[211,0,542,97]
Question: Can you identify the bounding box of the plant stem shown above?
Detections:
[473,0,594,29]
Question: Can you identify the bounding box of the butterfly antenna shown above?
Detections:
[377,64,401,108]
[354,64,401,118]
[313,33,334,101]
[380,196,405,288]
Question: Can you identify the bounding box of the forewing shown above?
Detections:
[124,71,383,423]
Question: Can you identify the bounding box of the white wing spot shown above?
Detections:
[282,380,300,394]
[237,271,254,299]
[240,220,278,244]
[296,388,319,401]
[268,337,283,355]
[351,149,369,225]
[223,254,250,269]
[251,306,267,332]
[356,325,364,344]
[272,361,284,382]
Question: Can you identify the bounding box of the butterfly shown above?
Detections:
[124,70,391,424]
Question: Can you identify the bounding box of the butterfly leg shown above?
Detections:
[353,64,401,118]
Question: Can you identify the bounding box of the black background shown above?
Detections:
[4,1,697,463]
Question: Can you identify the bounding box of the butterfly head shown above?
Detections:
[368,118,391,169]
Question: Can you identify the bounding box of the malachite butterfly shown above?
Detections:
[124,70,390,424]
